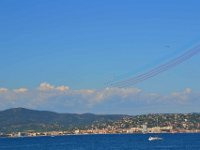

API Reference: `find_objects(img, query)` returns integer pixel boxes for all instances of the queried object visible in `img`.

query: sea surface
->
[0,133,200,150]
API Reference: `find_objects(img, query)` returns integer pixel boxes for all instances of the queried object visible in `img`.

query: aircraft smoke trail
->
[110,44,200,88]
[113,46,200,87]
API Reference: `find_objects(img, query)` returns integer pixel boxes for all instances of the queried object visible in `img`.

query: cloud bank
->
[0,82,199,114]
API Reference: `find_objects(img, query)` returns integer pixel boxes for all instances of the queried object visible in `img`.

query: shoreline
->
[1,132,200,139]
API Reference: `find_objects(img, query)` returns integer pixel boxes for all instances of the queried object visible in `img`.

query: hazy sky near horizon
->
[0,0,200,114]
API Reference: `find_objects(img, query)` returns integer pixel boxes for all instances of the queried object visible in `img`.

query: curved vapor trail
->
[112,46,200,87]
[110,45,200,88]
[118,49,199,88]
[113,46,200,87]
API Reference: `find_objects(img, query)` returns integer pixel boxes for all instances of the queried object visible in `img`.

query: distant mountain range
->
[0,108,126,133]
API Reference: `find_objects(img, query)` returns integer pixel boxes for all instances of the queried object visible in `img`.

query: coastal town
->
[1,113,200,138]
[1,124,200,138]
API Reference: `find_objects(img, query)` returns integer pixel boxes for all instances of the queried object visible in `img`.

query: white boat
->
[148,117,163,141]
[148,136,163,141]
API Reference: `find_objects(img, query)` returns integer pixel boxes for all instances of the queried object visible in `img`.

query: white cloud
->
[38,83,70,92]
[38,82,55,91]
[185,88,192,94]
[91,87,142,103]
[0,88,8,93]
[55,85,70,92]
[0,83,199,114]
[13,88,28,93]
[171,88,192,102]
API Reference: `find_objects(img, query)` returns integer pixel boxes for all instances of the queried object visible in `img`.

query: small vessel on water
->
[148,116,163,141]
[148,136,163,141]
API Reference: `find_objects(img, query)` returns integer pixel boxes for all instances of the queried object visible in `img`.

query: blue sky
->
[0,0,200,114]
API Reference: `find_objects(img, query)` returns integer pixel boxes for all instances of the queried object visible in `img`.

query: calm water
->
[0,133,200,150]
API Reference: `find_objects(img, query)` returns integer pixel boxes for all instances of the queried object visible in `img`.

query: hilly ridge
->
[0,108,126,133]
[1,108,199,134]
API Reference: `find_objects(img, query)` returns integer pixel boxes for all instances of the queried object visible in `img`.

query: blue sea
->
[0,133,200,150]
